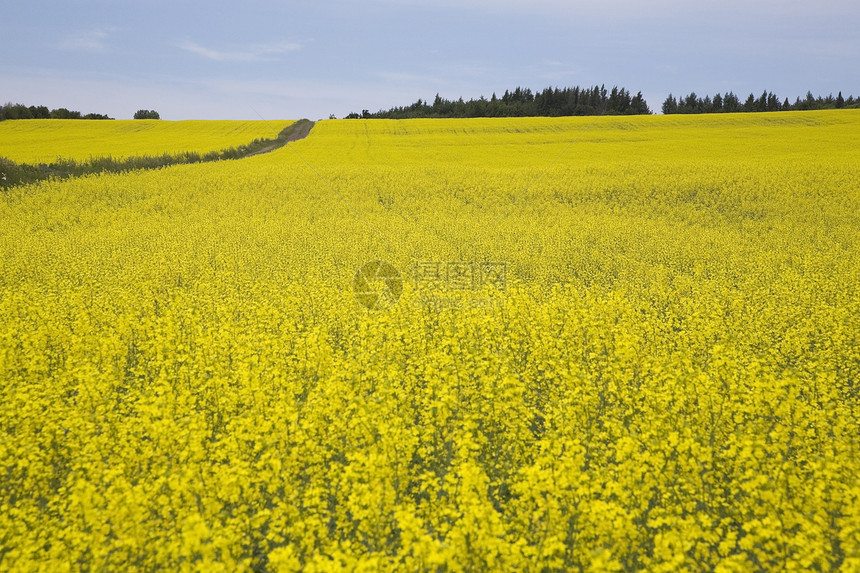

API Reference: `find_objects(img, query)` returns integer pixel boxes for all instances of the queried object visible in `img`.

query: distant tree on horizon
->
[662,94,678,115]
[133,109,161,120]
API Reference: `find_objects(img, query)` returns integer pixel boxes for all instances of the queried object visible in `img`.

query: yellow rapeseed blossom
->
[1,110,859,570]
[0,119,293,164]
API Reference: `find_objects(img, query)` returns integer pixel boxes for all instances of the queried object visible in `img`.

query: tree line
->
[662,90,859,114]
[344,85,652,119]
[1,103,163,121]
[0,102,113,121]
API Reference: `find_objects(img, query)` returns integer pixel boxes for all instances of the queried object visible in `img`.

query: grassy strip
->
[1,119,313,190]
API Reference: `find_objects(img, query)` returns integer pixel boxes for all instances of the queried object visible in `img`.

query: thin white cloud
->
[528,60,585,82]
[376,71,447,85]
[59,28,116,52]
[178,40,301,62]
[372,0,858,17]
[374,63,495,88]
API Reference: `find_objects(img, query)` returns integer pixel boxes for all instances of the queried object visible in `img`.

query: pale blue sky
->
[3,0,858,120]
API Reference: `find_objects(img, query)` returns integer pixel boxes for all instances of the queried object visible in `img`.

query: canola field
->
[0,119,293,164]
[1,111,859,571]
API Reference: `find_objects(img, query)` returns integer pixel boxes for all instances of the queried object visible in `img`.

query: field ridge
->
[0,119,314,190]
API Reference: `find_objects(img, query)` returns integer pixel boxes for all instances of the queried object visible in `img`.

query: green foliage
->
[133,109,161,120]
[0,157,43,188]
[0,102,112,121]
[49,108,81,119]
[347,85,652,119]
[662,94,678,114]
[663,90,858,114]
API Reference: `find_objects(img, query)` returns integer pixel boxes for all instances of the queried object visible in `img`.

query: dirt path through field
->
[286,119,314,142]
[247,119,315,157]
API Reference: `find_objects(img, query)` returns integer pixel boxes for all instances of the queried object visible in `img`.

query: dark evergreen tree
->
[723,92,740,113]
[766,92,780,111]
[662,94,678,114]
[712,93,723,112]
[683,92,701,113]
[631,91,650,115]
[756,90,768,112]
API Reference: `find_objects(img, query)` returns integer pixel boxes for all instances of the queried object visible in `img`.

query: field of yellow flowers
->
[0,119,293,164]
[1,111,859,571]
